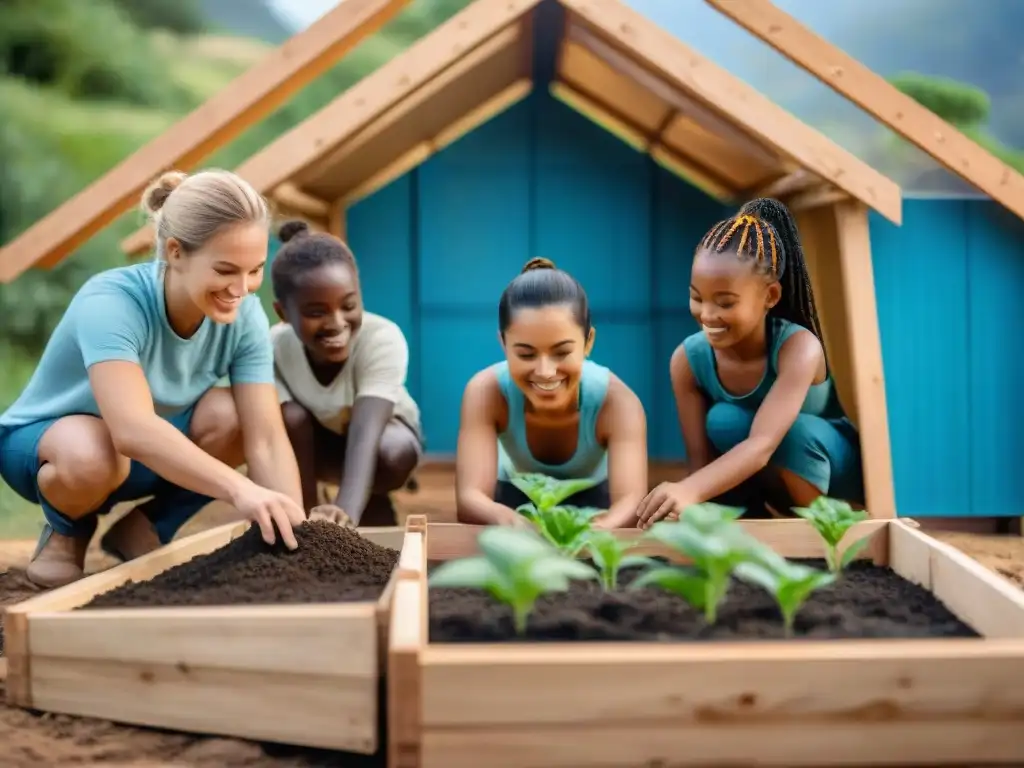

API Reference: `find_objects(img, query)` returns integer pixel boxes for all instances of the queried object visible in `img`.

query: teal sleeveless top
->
[493,360,610,484]
[682,318,847,420]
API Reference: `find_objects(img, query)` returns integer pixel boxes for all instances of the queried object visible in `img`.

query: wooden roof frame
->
[0,0,411,283]
[704,0,1024,223]
[122,0,546,256]
[120,0,904,256]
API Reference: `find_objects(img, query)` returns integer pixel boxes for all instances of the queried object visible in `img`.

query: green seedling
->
[510,472,600,511]
[583,531,656,591]
[735,549,837,636]
[428,526,597,634]
[791,496,871,573]
[519,504,600,556]
[635,507,761,624]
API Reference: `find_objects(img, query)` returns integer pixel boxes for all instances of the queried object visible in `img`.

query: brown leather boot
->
[100,507,163,562]
[26,525,90,589]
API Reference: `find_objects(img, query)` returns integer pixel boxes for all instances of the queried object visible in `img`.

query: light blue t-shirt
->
[0,260,274,429]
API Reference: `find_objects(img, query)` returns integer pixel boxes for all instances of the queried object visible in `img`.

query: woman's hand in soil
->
[233,482,305,549]
[636,481,696,529]
[308,504,356,529]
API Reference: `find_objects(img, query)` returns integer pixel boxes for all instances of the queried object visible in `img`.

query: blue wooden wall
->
[348,89,729,461]
[346,88,1024,519]
[870,200,1024,518]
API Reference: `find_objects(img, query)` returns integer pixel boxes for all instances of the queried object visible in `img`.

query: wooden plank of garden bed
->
[891,520,1024,638]
[403,520,1024,767]
[389,515,428,768]
[424,518,890,564]
[6,521,410,753]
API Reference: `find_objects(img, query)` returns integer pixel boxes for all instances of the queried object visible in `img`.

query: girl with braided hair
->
[456,258,649,529]
[637,197,862,527]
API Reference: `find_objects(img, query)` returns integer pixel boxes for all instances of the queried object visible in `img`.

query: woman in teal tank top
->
[638,198,863,527]
[457,258,648,529]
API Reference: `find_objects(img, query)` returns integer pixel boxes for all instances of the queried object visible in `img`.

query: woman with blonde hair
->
[0,169,305,588]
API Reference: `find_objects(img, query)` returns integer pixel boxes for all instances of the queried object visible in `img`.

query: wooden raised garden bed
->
[389,512,1024,768]
[4,518,412,754]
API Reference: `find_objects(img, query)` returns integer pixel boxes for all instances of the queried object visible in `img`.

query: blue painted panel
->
[346,174,419,400]
[532,162,651,313]
[649,166,722,458]
[417,162,531,310]
[870,200,971,517]
[417,311,502,453]
[423,94,530,171]
[589,315,654,442]
[967,200,1024,516]
[534,93,645,170]
[347,175,414,335]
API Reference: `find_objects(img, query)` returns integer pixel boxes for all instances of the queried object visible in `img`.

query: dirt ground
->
[1,468,1022,767]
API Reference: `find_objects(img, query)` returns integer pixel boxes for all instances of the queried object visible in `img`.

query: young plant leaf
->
[791,496,870,573]
[583,531,656,590]
[509,472,600,511]
[644,517,764,624]
[630,565,709,610]
[429,527,597,634]
[734,554,836,635]
[528,505,596,557]
[838,535,873,570]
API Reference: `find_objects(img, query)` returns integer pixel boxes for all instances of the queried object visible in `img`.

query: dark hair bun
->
[522,257,556,273]
[278,220,310,243]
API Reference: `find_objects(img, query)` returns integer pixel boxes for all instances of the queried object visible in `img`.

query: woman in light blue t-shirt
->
[0,170,305,588]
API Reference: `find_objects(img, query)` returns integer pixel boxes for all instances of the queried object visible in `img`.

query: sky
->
[266,0,339,28]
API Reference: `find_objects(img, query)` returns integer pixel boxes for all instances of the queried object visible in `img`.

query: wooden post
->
[796,202,897,518]
[329,199,347,241]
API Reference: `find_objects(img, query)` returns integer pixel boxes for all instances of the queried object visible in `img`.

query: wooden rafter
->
[0,0,410,282]
[121,0,545,257]
[704,0,1024,223]
[558,0,902,225]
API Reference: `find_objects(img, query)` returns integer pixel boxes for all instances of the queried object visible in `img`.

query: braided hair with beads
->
[698,197,826,365]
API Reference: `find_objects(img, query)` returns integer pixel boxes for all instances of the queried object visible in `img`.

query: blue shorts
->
[0,409,212,543]
[705,402,864,504]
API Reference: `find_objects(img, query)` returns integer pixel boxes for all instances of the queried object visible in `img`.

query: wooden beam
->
[340,78,533,207]
[796,202,897,519]
[704,0,1024,224]
[786,185,851,212]
[270,183,330,219]
[558,0,902,225]
[548,80,737,200]
[755,168,821,199]
[314,22,526,185]
[567,23,780,169]
[0,0,410,282]
[329,200,346,241]
[121,0,544,258]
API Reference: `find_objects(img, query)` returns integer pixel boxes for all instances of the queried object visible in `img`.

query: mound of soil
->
[429,559,979,642]
[84,521,399,609]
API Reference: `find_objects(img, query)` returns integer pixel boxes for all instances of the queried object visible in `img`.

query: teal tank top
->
[493,360,610,484]
[682,317,847,420]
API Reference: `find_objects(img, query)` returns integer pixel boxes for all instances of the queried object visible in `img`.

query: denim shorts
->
[0,408,211,542]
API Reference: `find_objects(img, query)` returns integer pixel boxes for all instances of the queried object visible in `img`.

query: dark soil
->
[83,520,399,609]
[429,559,980,642]
[0,523,397,766]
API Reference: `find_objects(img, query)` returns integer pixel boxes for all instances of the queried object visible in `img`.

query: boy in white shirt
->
[270,221,423,526]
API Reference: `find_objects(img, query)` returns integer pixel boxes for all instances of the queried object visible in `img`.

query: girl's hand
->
[231,481,305,549]
[309,504,356,529]
[636,481,695,529]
